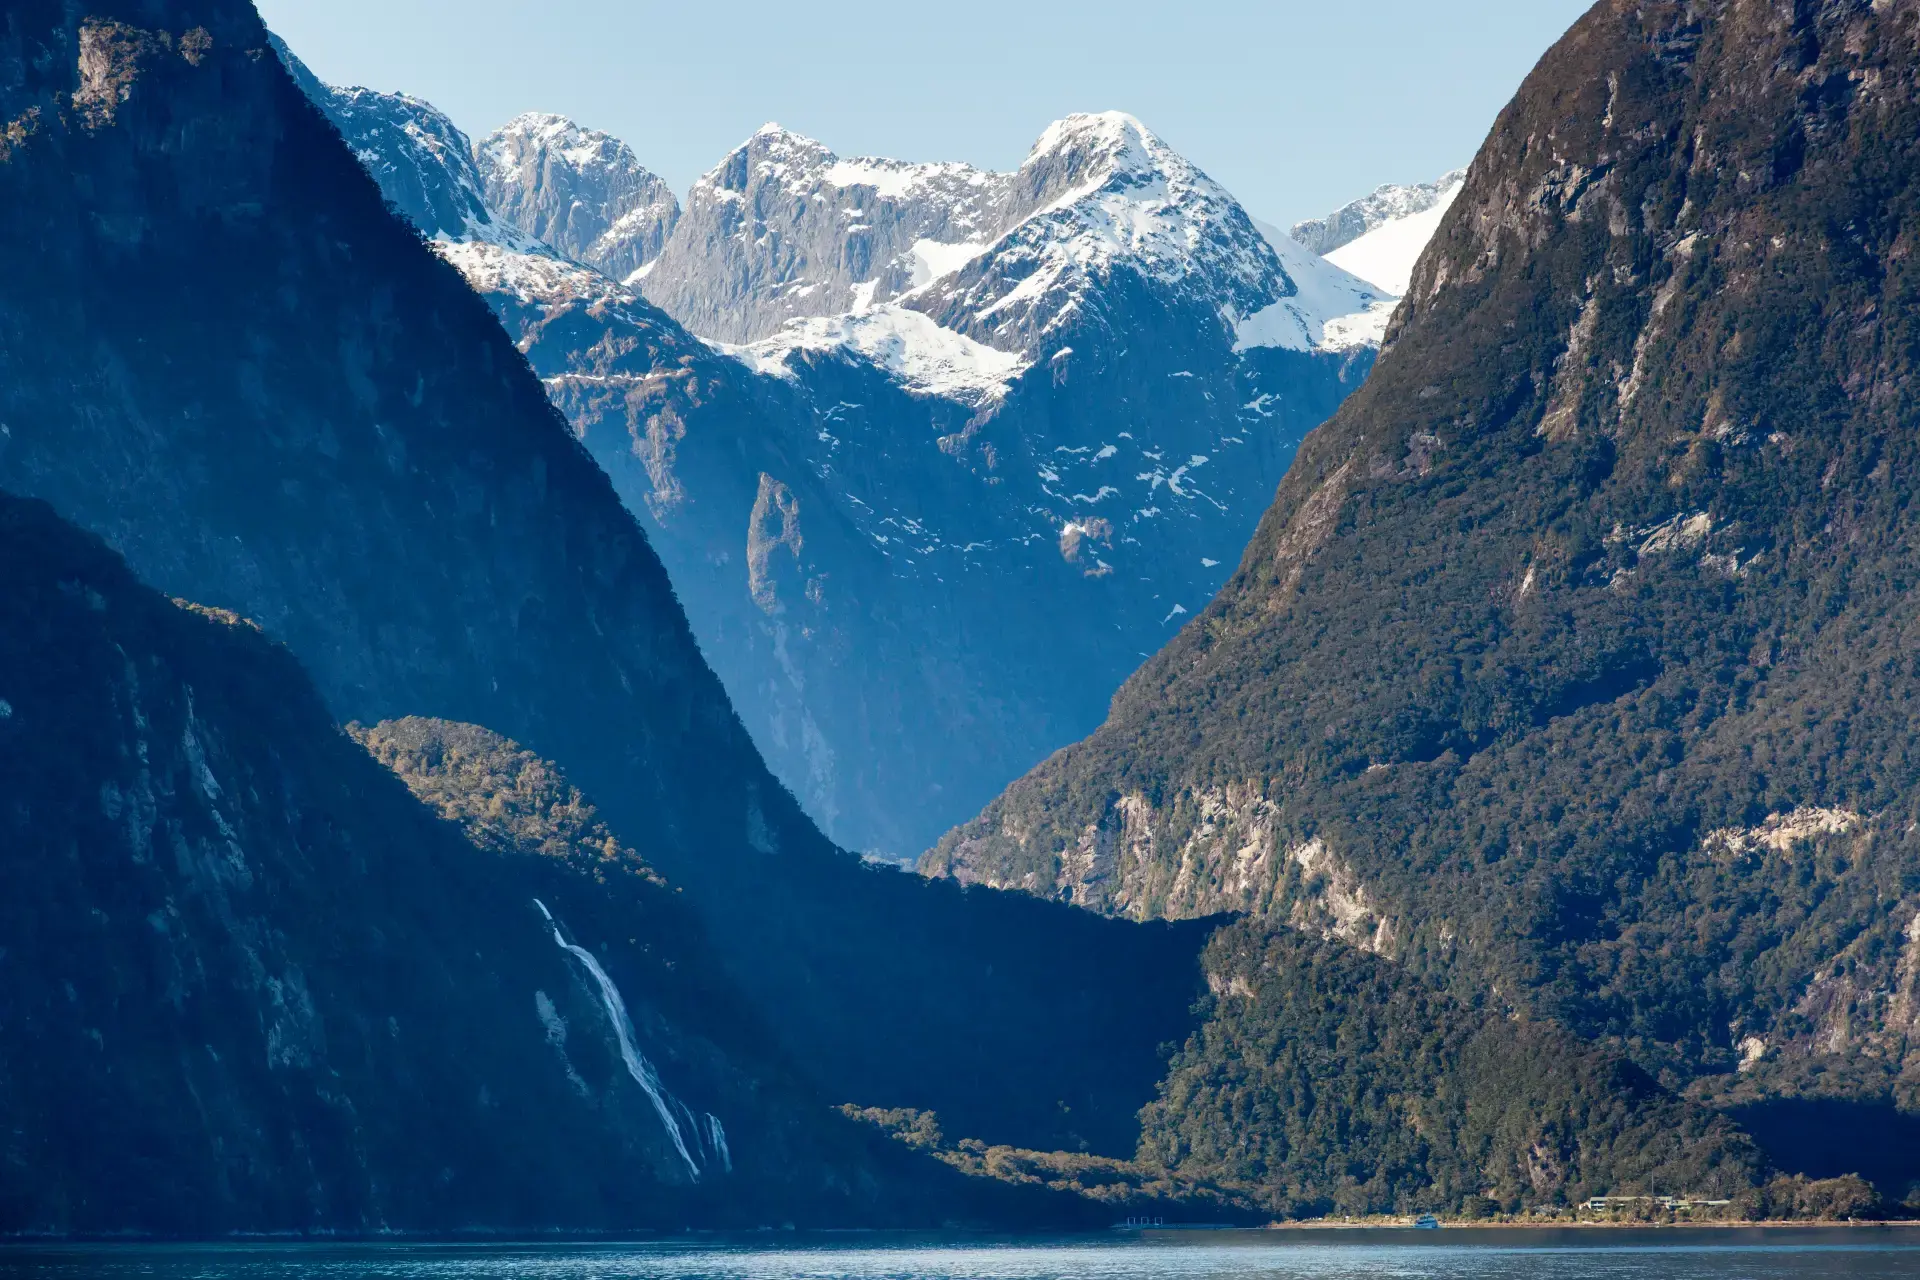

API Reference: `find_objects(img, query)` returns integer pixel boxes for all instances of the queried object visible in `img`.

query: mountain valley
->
[275,47,1390,857]
[1,0,1916,1237]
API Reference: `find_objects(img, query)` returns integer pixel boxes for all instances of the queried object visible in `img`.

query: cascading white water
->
[705,1113,732,1173]
[533,899,702,1180]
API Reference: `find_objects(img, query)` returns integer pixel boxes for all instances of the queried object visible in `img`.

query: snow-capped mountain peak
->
[911,112,1390,359]
[641,123,1015,342]
[1020,110,1159,196]
[477,112,680,281]
[489,112,630,171]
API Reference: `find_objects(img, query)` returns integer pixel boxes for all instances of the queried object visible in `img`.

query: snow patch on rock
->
[722,305,1028,405]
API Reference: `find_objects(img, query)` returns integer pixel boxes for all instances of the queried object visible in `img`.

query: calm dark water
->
[3,1231,1918,1280]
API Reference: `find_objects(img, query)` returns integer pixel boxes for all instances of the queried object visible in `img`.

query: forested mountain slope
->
[0,0,1211,1211]
[0,495,985,1233]
[933,0,1920,1202]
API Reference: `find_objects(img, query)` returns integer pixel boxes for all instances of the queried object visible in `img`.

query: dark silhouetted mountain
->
[0,494,986,1233]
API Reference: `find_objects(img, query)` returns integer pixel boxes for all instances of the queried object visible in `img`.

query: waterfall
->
[533,899,701,1180]
[706,1113,732,1173]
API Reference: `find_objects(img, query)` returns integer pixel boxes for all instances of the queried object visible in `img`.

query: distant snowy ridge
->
[1244,217,1398,351]
[642,111,1390,391]
[639,122,1018,345]
[1286,169,1466,295]
[1288,169,1467,255]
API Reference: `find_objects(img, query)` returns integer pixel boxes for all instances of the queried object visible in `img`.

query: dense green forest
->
[931,0,1920,1211]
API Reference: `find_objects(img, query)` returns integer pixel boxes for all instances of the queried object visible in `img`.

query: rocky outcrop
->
[638,122,1019,344]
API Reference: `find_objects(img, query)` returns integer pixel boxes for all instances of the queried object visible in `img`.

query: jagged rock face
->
[0,2,1214,1207]
[933,0,1920,1142]
[642,112,1389,357]
[638,123,1018,343]
[0,495,916,1232]
[478,112,680,281]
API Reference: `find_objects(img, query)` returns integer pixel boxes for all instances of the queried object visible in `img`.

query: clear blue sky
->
[257,0,1593,227]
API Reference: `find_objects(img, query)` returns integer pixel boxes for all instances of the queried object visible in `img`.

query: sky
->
[256,0,1594,228]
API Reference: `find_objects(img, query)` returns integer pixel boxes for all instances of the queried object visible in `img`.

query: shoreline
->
[1236,1218,1920,1231]
[2,1221,1918,1248]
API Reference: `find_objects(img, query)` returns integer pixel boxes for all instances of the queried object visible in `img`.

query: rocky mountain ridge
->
[640,111,1390,358]
[1288,167,1468,256]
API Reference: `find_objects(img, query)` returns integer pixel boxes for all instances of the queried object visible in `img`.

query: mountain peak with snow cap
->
[640,123,1013,342]
[1018,111,1160,195]
[907,111,1391,358]
[477,113,680,281]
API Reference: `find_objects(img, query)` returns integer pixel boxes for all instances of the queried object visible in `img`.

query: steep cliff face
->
[0,0,1212,1202]
[934,0,1920,1201]
[0,495,942,1233]
[477,112,680,280]
[638,123,1017,344]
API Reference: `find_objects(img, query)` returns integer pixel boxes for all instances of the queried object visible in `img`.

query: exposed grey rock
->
[638,122,1019,343]
[478,112,681,281]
